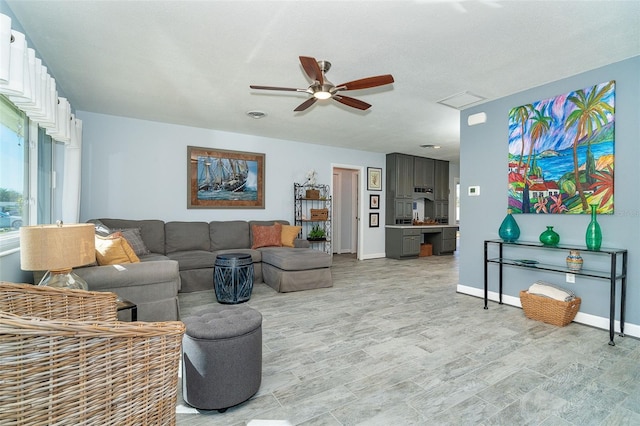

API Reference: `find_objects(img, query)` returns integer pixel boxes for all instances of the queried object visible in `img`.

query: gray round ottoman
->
[182,305,262,412]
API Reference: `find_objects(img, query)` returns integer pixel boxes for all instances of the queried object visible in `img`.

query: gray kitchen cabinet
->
[413,157,434,189]
[434,160,449,201]
[385,228,421,258]
[439,226,457,253]
[386,153,414,224]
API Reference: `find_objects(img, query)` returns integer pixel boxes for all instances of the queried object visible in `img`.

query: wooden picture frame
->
[187,146,265,209]
[370,194,380,209]
[367,167,382,191]
[369,212,379,227]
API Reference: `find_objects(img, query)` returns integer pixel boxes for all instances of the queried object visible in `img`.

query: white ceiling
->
[6,1,640,162]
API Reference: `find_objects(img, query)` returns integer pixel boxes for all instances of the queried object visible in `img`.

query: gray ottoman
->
[182,305,262,412]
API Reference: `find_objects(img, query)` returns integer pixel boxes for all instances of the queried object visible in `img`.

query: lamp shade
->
[20,223,95,271]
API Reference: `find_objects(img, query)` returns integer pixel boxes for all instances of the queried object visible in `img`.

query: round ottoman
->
[182,305,262,412]
[214,253,254,304]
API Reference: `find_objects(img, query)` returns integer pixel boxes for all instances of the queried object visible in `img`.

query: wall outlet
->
[566,273,575,283]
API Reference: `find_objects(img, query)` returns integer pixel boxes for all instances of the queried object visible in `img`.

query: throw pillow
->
[251,223,283,249]
[95,232,141,265]
[281,225,302,248]
[88,219,112,237]
[113,227,151,256]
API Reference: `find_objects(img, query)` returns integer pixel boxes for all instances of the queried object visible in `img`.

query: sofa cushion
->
[209,221,250,251]
[260,247,332,271]
[165,222,210,253]
[95,233,140,265]
[251,223,282,249]
[166,250,216,271]
[97,219,166,255]
[281,225,302,248]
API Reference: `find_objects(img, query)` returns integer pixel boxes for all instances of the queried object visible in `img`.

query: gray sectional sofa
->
[76,219,333,321]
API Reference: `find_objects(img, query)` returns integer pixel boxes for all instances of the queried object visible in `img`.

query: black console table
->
[484,239,627,346]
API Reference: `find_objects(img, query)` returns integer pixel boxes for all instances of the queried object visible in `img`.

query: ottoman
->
[182,305,262,412]
[261,247,333,292]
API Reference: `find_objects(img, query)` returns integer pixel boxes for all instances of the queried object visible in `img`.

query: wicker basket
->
[519,290,581,327]
[0,282,185,425]
[305,189,320,199]
[310,208,328,220]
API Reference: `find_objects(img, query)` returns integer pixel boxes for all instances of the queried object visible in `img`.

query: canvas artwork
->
[507,80,615,214]
[187,146,265,209]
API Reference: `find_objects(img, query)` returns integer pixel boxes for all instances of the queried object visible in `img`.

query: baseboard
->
[457,284,640,339]
[359,252,386,260]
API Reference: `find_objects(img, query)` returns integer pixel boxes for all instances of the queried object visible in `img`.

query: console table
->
[483,239,627,345]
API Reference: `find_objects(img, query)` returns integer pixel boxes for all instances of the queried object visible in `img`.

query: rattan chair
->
[0,282,185,426]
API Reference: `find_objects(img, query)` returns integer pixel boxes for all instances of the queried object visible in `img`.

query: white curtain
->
[61,116,83,223]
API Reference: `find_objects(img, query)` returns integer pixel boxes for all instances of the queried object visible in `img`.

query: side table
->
[116,299,138,321]
[214,253,254,304]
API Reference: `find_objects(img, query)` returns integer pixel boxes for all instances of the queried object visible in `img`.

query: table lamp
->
[20,222,95,290]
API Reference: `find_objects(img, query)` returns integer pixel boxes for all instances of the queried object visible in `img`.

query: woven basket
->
[0,282,185,425]
[310,208,328,220]
[519,290,581,327]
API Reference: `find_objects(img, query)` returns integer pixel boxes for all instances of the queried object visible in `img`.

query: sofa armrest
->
[75,260,180,292]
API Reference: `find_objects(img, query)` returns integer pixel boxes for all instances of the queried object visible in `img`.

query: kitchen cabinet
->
[434,160,449,201]
[385,225,458,259]
[413,157,434,189]
[385,228,421,258]
[387,153,414,199]
[386,153,414,224]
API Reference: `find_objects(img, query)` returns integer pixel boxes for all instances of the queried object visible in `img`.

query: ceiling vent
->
[246,110,266,119]
[437,91,486,109]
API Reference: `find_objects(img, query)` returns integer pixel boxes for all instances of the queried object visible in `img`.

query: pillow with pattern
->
[251,223,283,249]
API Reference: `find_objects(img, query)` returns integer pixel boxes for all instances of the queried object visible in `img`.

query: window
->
[0,95,29,250]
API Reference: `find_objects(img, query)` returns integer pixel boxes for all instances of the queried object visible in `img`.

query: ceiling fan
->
[249,56,394,112]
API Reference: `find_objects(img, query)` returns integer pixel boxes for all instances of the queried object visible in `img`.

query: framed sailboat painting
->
[188,146,265,209]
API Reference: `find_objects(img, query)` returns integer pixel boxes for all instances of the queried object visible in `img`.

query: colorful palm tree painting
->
[507,81,615,214]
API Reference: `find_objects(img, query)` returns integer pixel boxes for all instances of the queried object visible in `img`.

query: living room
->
[1,1,640,424]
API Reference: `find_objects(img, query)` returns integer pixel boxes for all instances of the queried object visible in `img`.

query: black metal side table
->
[116,299,138,321]
[214,253,254,304]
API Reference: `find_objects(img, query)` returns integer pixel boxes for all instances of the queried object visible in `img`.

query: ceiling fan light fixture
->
[313,91,332,100]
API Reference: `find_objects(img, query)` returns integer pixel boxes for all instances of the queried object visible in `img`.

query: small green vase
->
[585,203,602,250]
[539,226,560,246]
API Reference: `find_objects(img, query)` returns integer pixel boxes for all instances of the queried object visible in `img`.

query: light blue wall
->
[77,111,387,258]
[459,56,640,334]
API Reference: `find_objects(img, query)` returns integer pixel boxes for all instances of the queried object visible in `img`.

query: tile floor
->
[176,253,640,426]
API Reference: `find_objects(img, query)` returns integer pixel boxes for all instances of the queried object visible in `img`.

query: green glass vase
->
[585,203,602,250]
[498,208,520,242]
[539,226,560,246]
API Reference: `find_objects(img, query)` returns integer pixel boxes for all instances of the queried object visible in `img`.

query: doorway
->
[332,166,361,257]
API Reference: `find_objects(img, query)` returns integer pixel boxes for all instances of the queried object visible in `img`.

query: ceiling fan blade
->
[337,74,395,91]
[299,56,323,85]
[294,97,317,112]
[250,85,303,92]
[333,95,371,111]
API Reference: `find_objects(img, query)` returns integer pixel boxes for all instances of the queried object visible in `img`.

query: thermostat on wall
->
[468,186,480,196]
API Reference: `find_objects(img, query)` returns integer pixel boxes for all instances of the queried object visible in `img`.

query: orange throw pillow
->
[95,232,141,265]
[251,223,283,249]
[281,225,302,247]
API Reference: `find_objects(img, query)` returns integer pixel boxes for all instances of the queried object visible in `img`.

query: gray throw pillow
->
[114,227,151,256]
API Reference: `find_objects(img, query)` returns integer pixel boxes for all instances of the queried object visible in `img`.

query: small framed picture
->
[367,167,382,191]
[369,212,379,227]
[370,194,380,209]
